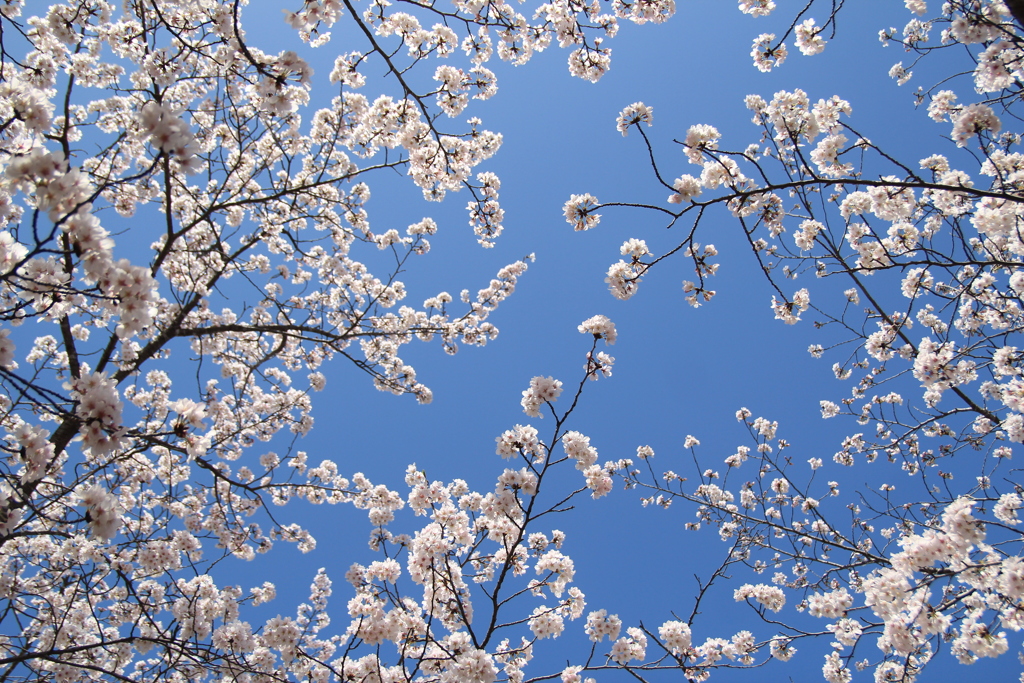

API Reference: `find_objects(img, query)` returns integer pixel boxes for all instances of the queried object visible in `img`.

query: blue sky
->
[156,2,1019,681]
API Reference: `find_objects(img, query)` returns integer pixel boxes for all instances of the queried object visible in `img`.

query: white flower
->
[578,315,617,344]
[563,194,601,230]
[616,102,654,136]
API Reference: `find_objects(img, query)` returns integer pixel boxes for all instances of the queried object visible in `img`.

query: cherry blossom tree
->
[6,0,1024,683]
[0,0,664,680]
[558,0,1024,680]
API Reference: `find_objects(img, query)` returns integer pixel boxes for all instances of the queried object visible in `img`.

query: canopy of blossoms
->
[1,1,1023,683]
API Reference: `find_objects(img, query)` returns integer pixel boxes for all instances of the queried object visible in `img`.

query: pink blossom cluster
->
[521,375,563,418]
[79,484,119,541]
[70,371,124,456]
[138,101,199,169]
[577,314,617,344]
